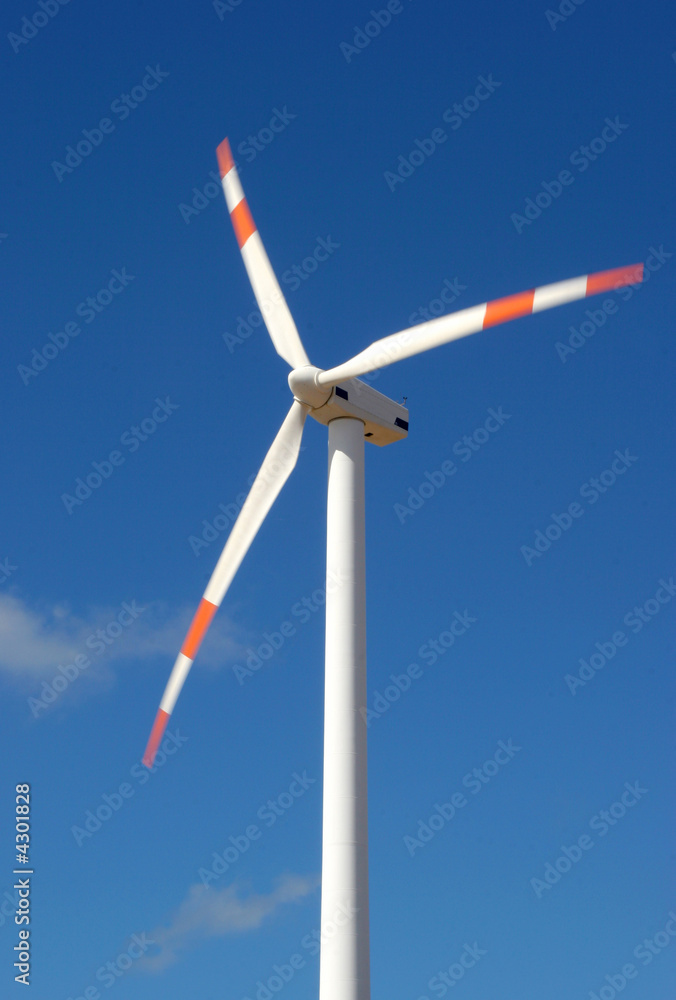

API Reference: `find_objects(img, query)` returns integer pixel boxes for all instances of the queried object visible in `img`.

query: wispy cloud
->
[0,593,244,680]
[0,594,81,673]
[139,873,320,972]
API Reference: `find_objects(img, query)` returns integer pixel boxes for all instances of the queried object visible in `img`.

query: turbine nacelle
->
[289,365,409,446]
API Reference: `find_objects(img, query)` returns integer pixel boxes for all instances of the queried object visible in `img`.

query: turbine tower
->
[142,136,643,999]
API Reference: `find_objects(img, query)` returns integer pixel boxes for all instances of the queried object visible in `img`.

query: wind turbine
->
[143,136,643,1000]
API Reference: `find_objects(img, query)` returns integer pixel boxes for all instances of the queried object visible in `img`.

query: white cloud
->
[0,594,82,673]
[0,593,244,680]
[139,873,320,972]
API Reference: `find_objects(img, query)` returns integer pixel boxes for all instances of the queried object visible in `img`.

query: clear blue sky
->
[2,0,675,997]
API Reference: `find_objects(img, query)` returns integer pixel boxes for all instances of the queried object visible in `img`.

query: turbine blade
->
[217,137,310,370]
[143,399,309,766]
[316,263,644,386]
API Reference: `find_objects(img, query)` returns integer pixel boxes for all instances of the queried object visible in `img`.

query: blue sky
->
[1,0,675,997]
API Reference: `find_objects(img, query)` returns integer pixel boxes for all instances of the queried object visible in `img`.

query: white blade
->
[316,263,644,386]
[143,399,309,765]
[217,137,310,370]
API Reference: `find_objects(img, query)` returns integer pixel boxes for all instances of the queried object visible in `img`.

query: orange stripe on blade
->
[216,137,235,179]
[483,288,535,329]
[586,263,644,297]
[181,598,218,660]
[143,708,170,768]
[230,199,257,248]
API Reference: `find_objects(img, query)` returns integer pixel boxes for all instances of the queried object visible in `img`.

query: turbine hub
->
[288,366,332,409]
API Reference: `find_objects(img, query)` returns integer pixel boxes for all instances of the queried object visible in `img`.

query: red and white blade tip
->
[142,597,218,767]
[217,137,235,179]
[143,709,171,768]
[214,135,310,369]
[483,262,644,328]
[585,262,643,296]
